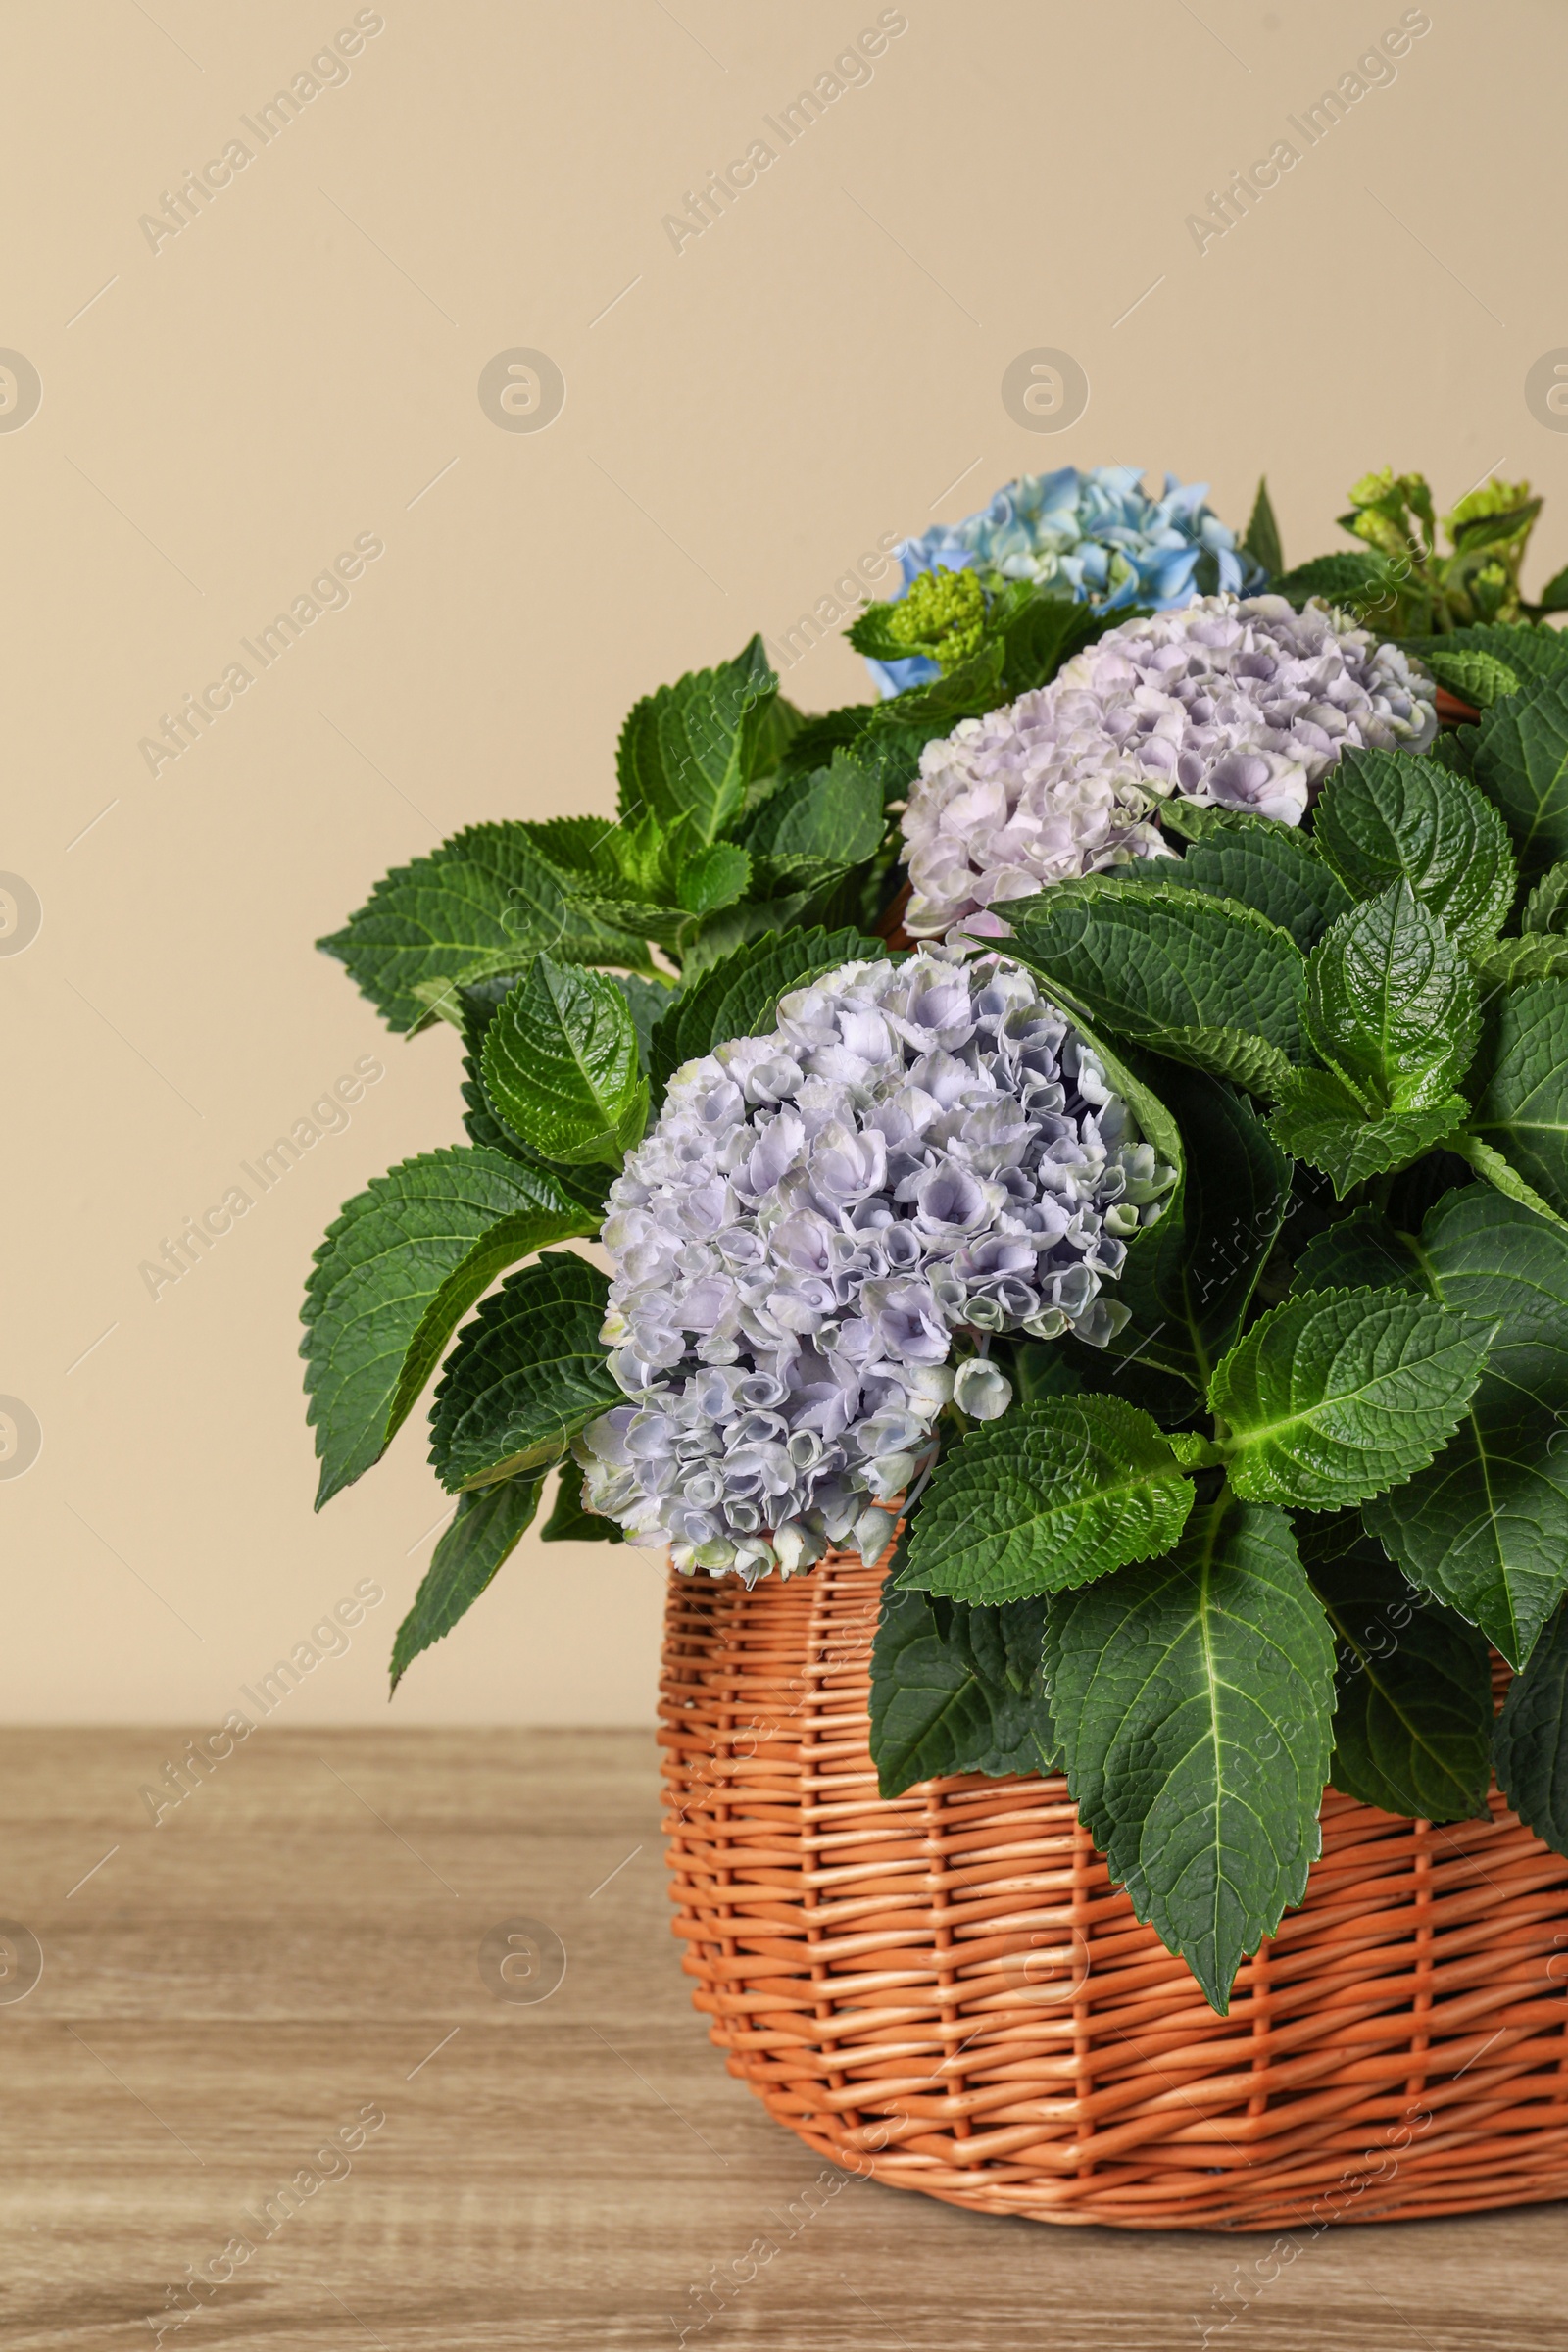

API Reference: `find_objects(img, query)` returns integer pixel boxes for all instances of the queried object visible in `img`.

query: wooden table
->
[3,1728,1561,2349]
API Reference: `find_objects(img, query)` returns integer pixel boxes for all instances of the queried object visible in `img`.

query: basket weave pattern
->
[660,1545,1568,2229]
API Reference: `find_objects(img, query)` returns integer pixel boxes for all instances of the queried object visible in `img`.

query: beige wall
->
[6,0,1563,1723]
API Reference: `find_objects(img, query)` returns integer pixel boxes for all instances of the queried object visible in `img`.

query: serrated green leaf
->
[1156,815,1353,954]
[845,601,911,661]
[899,1396,1194,1603]
[1242,475,1284,580]
[869,1566,1059,1795]
[1302,883,1480,1113]
[1401,622,1568,698]
[1418,645,1524,710]
[482,956,648,1168]
[612,973,678,1074]
[1467,979,1568,1219]
[873,641,1005,730]
[743,749,884,891]
[675,840,752,916]
[995,588,1103,696]
[1452,1133,1568,1231]
[539,1456,624,1544]
[317,823,648,1035]
[1291,1209,1422,1295]
[389,1475,543,1693]
[616,635,778,846]
[648,924,885,1094]
[1301,1525,1493,1821]
[1493,1601,1568,1852]
[1362,1186,1568,1668]
[776,703,878,773]
[1469,673,1568,883]
[1042,1496,1335,2013]
[1312,749,1516,954]
[1475,935,1568,989]
[1106,1060,1291,1389]
[451,981,612,1210]
[428,1251,617,1491]
[1212,1286,1494,1510]
[747,691,807,782]
[1522,859,1568,935]
[1452,498,1543,555]
[1273,551,1389,611]
[301,1148,598,1508]
[1004,876,1306,1093]
[1267,1068,1468,1198]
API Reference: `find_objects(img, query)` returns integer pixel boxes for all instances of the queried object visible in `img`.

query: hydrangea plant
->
[305,466,1568,2018]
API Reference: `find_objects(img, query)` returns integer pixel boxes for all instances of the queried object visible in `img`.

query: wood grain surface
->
[2,1728,1563,2350]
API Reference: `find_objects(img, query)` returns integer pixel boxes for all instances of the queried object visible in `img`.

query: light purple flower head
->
[575,950,1176,1584]
[901,594,1438,941]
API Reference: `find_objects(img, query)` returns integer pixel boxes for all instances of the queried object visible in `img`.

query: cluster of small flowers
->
[868,466,1265,696]
[901,593,1439,940]
[576,951,1176,1583]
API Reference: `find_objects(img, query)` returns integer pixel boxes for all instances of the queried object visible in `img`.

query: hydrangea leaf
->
[1273,551,1389,610]
[1311,749,1517,954]
[1467,979,1568,1220]
[1362,1186,1568,1667]
[775,703,879,775]
[451,980,613,1210]
[1212,1286,1495,1511]
[1004,876,1307,1092]
[1299,1521,1493,1821]
[1469,672,1568,883]
[1105,1059,1291,1390]
[673,892,816,985]
[1401,622,1568,705]
[1042,1496,1336,2014]
[675,841,752,916]
[1302,883,1480,1113]
[301,1149,599,1508]
[539,1457,624,1545]
[318,823,647,1036]
[743,751,884,892]
[1493,1601,1568,1853]
[1417,645,1526,710]
[1522,859,1568,935]
[648,924,886,1094]
[429,1253,617,1491]
[612,974,679,1073]
[389,1475,544,1694]
[482,956,648,1168]
[1474,935,1568,989]
[1291,1209,1422,1296]
[1267,1068,1469,1199]
[1242,475,1284,580]
[1155,814,1353,953]
[1452,1134,1568,1232]
[899,1396,1194,1603]
[869,1570,1058,1797]
[874,642,1005,729]
[615,634,779,847]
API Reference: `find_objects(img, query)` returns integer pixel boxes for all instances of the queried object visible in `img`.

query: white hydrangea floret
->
[575,950,1176,1585]
[901,593,1438,941]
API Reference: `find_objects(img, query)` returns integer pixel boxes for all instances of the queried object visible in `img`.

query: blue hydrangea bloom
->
[867,466,1268,696]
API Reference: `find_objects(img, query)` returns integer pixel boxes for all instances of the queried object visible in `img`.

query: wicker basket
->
[660,1543,1568,2230]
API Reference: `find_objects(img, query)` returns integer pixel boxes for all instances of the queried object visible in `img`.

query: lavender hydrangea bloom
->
[901,594,1439,941]
[868,466,1265,696]
[575,951,1176,1584]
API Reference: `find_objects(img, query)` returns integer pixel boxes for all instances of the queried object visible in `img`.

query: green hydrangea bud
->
[887,565,987,670]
